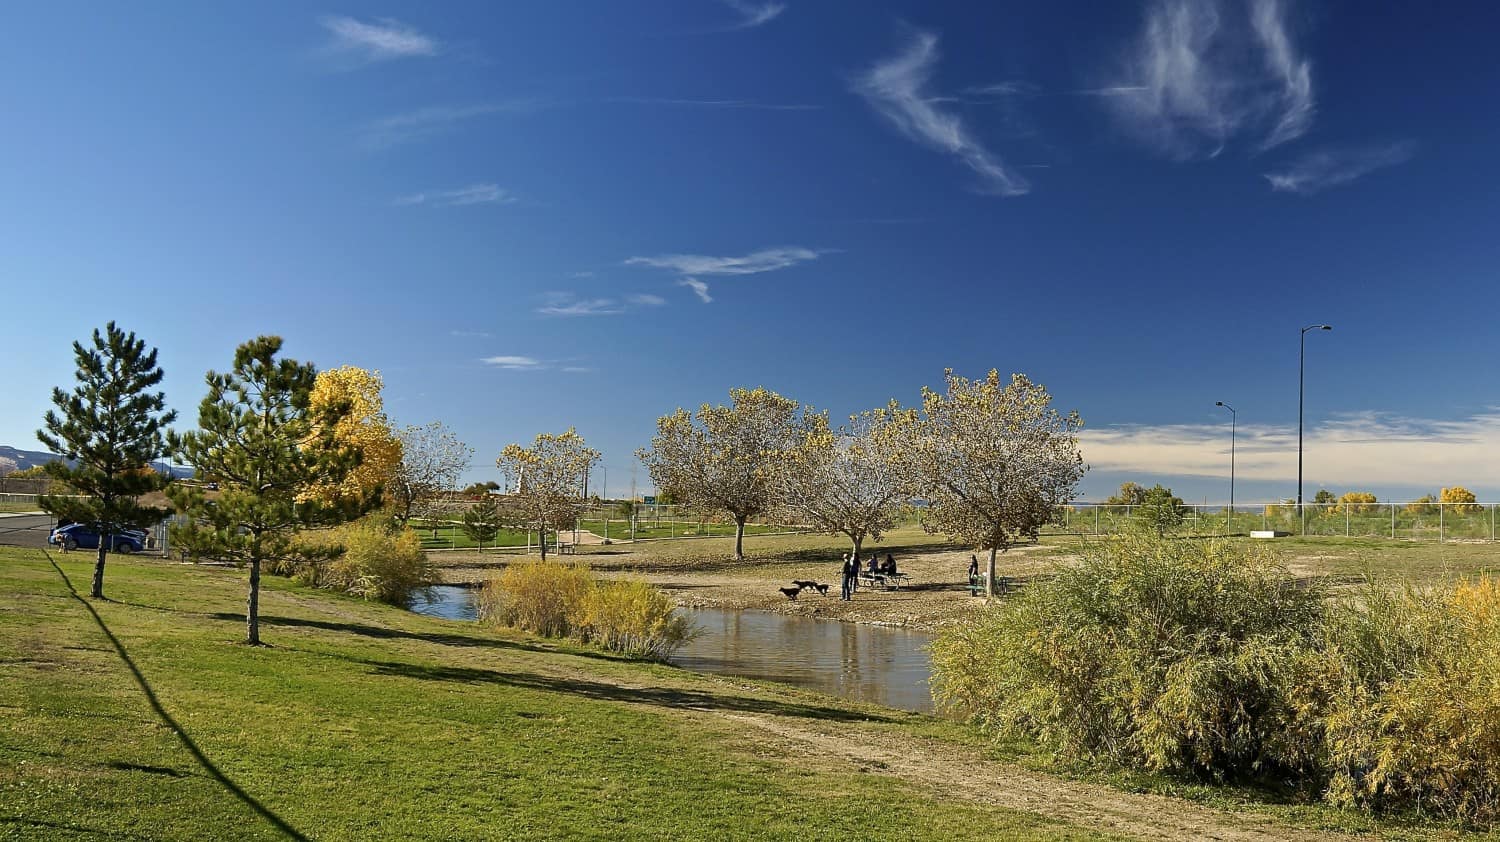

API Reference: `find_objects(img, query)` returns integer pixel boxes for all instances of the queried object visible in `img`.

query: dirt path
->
[714,711,1360,842]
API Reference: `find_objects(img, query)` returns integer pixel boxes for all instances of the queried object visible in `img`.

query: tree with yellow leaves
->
[303,366,402,508]
[496,429,599,561]
[763,402,914,558]
[638,387,803,560]
[902,370,1085,597]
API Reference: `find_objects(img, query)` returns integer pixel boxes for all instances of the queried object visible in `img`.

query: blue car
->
[49,524,148,554]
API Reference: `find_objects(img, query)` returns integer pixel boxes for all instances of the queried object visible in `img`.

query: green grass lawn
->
[0,546,1118,841]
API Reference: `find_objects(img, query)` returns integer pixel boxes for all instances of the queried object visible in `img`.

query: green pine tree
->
[37,322,176,599]
[168,336,363,645]
[461,497,502,552]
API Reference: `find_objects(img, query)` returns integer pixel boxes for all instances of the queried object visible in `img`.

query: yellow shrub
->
[1322,578,1500,824]
[1441,486,1482,515]
[290,517,433,605]
[479,561,695,661]
[576,579,697,661]
[479,559,592,638]
[1338,492,1379,514]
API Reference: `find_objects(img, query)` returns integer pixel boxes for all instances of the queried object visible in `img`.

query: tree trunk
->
[246,558,261,645]
[90,538,108,599]
[733,515,747,560]
[539,524,548,561]
[850,534,863,560]
[986,546,998,599]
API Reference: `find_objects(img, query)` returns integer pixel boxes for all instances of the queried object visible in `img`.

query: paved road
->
[0,513,54,549]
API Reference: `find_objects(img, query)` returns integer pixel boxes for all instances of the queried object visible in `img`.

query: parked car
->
[48,524,148,553]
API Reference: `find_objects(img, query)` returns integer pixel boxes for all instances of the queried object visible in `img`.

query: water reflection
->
[409,585,934,712]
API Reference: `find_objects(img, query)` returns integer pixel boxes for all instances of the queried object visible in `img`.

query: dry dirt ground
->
[430,536,1065,631]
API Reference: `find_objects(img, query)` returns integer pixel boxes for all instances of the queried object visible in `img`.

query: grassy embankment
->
[0,545,1113,841]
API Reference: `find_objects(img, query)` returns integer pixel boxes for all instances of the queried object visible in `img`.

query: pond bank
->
[410,586,935,712]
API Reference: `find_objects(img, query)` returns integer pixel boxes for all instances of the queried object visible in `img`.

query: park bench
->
[558,542,575,555]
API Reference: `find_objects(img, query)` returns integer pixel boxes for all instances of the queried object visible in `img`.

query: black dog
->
[791,580,818,591]
[812,583,829,597]
[778,586,802,601]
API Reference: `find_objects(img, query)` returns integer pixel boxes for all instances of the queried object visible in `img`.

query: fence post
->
[1345,504,1350,537]
[1439,503,1445,543]
[1390,502,1395,539]
[1492,504,1496,543]
[1094,506,1099,535]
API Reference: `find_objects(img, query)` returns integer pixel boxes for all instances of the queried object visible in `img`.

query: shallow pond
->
[409,585,935,712]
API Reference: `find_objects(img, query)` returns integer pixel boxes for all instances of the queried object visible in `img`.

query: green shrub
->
[478,558,593,638]
[294,517,434,605]
[933,530,1500,826]
[577,579,697,661]
[931,533,1327,781]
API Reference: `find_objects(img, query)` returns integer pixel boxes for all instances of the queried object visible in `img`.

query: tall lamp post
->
[1216,401,1236,535]
[1298,324,1333,533]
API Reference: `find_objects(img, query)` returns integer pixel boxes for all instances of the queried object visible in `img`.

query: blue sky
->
[3,1,1498,504]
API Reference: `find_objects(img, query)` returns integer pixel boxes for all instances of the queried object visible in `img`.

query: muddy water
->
[409,585,935,712]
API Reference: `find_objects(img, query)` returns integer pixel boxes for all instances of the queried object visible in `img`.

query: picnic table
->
[858,572,911,591]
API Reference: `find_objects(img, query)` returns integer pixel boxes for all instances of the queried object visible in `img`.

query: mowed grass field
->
[0,546,1120,842]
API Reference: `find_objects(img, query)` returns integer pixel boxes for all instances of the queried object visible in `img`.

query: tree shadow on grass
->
[43,552,310,841]
[356,657,894,723]
[0,816,159,842]
[209,613,628,662]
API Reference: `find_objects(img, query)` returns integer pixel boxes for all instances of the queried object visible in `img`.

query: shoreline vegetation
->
[11,543,1498,841]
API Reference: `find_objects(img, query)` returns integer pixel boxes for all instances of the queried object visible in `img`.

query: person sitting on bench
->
[882,554,897,576]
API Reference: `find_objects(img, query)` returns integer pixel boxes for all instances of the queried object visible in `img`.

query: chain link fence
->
[1049,501,1500,542]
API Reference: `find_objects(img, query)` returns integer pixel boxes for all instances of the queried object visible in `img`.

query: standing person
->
[968,554,979,579]
[840,554,854,601]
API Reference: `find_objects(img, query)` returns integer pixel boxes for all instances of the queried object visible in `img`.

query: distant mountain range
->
[0,445,195,478]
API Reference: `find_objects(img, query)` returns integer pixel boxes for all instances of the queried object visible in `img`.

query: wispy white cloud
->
[396,183,515,207]
[607,96,818,111]
[1102,0,1315,158]
[1081,410,1500,491]
[679,278,713,304]
[481,355,542,370]
[1251,0,1314,151]
[535,291,668,317]
[625,247,821,276]
[957,81,1041,100]
[364,103,531,149]
[1264,141,1416,194]
[561,366,595,374]
[320,16,439,63]
[853,31,1028,196]
[720,0,785,30]
[449,330,492,338]
[536,293,625,317]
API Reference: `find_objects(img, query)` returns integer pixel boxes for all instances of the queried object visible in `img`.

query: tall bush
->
[478,559,695,660]
[931,533,1327,780]
[294,517,434,605]
[576,579,697,661]
[479,558,593,638]
[1320,578,1500,823]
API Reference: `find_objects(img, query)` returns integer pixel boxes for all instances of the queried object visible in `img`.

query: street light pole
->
[1216,401,1236,535]
[1298,324,1332,532]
